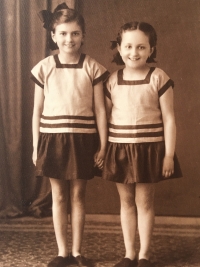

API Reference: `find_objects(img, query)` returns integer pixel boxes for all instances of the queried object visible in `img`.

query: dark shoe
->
[137,259,153,267]
[71,255,91,267]
[47,256,71,267]
[114,258,138,267]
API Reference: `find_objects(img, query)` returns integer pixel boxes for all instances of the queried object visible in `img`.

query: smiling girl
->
[31,3,108,267]
[102,22,182,267]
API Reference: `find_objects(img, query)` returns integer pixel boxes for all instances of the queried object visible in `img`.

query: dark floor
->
[0,217,200,267]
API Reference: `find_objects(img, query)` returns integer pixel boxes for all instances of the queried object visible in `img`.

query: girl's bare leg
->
[116,183,137,260]
[70,179,87,257]
[49,178,70,257]
[135,183,155,260]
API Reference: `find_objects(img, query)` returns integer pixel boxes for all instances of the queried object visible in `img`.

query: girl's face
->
[51,21,84,56]
[118,29,154,70]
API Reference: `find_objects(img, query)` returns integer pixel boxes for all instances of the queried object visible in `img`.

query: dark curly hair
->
[112,21,157,65]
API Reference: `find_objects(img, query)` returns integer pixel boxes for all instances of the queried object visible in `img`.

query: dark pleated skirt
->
[36,132,99,180]
[102,141,182,184]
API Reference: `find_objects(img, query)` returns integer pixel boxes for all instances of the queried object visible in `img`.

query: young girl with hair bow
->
[103,21,182,267]
[31,3,109,267]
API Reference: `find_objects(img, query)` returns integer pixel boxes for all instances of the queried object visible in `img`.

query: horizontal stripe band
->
[109,127,163,134]
[40,128,97,133]
[40,123,97,129]
[109,131,164,138]
[41,115,96,120]
[41,119,95,125]
[109,122,163,130]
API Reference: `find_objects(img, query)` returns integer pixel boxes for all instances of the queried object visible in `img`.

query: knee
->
[137,198,154,212]
[135,193,154,212]
[120,195,136,210]
[52,190,68,205]
[70,189,86,206]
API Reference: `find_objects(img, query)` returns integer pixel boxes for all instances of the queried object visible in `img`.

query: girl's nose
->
[131,47,137,56]
[66,34,72,42]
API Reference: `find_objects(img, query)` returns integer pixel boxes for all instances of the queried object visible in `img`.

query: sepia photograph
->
[0,0,200,266]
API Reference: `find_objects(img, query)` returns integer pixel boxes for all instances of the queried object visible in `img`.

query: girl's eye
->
[60,32,66,36]
[138,46,145,50]
[126,45,132,49]
[72,32,80,36]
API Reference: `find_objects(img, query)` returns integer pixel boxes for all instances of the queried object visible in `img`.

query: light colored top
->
[31,53,109,134]
[104,67,174,143]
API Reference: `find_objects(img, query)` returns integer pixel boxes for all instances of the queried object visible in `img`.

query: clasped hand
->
[94,149,105,170]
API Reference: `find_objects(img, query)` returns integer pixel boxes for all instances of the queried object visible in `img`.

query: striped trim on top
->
[109,122,163,130]
[39,115,97,133]
[108,122,164,143]
[41,115,95,120]
[109,131,164,138]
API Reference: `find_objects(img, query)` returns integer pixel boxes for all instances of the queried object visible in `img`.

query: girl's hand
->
[162,156,174,178]
[94,149,105,170]
[32,149,37,166]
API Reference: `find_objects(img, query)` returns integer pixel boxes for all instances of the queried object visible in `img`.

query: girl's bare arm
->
[105,94,113,122]
[32,84,44,165]
[93,81,107,168]
[160,87,176,177]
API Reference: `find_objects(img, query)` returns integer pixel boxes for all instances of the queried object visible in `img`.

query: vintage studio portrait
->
[0,0,199,267]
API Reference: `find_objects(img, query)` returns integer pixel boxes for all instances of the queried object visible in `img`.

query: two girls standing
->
[31,3,181,267]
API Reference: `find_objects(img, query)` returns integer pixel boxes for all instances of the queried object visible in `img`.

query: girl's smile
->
[118,29,154,71]
[51,21,84,58]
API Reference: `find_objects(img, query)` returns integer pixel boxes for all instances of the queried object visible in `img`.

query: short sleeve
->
[103,71,118,100]
[91,59,109,86]
[156,68,174,97]
[30,60,46,89]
